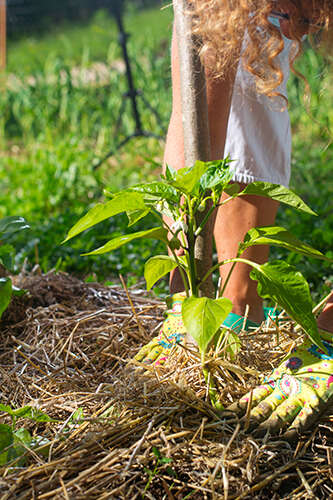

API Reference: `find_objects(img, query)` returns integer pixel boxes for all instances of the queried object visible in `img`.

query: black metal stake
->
[93,0,165,170]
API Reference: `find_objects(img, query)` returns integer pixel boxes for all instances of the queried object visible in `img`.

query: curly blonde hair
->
[189,0,333,96]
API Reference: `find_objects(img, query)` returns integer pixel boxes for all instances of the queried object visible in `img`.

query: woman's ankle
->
[230,299,264,324]
[317,302,333,333]
[317,291,333,333]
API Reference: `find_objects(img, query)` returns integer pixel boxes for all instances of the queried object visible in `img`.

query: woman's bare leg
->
[214,189,279,323]
[317,291,333,333]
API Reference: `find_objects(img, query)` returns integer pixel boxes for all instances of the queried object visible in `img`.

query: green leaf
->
[69,408,84,424]
[0,404,53,423]
[63,192,146,242]
[144,256,178,290]
[164,164,177,181]
[126,208,150,227]
[11,406,54,422]
[0,216,30,240]
[152,446,161,459]
[129,182,179,204]
[224,183,240,196]
[0,404,15,416]
[182,297,233,355]
[0,424,13,465]
[240,182,317,215]
[0,278,12,319]
[14,428,32,446]
[12,286,27,297]
[199,159,233,191]
[248,260,322,348]
[0,244,15,271]
[0,424,13,449]
[83,227,168,256]
[173,162,207,195]
[240,226,330,260]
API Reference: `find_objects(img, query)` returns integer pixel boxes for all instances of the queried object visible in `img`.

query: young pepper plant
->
[64,159,331,409]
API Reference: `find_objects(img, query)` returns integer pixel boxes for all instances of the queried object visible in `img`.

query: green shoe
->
[223,307,281,333]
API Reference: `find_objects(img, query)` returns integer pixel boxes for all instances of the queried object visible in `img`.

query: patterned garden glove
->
[134,293,186,365]
[228,331,333,439]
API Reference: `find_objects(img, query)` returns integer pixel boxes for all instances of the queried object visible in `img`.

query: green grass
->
[2,5,173,287]
[1,8,333,298]
[7,6,173,74]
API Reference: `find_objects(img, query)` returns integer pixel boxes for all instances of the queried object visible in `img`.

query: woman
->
[136,1,333,437]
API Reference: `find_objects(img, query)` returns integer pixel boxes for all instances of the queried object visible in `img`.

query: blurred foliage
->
[7,0,163,38]
[2,7,332,300]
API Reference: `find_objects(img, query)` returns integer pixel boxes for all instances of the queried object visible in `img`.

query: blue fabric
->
[268,15,281,29]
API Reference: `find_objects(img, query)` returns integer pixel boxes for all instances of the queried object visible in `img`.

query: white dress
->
[225,27,293,187]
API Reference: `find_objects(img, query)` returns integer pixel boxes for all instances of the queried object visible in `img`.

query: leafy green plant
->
[64,159,331,409]
[0,404,53,465]
[0,216,30,319]
[143,446,175,495]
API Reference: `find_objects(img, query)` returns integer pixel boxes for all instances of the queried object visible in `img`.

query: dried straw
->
[0,271,332,499]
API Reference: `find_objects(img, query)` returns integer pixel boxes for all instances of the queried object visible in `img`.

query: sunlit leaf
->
[240,226,330,260]
[0,424,13,465]
[129,182,179,204]
[199,159,233,191]
[14,428,32,446]
[144,255,178,290]
[164,164,177,181]
[0,405,14,416]
[0,278,12,319]
[83,227,168,256]
[126,208,150,227]
[182,297,233,355]
[248,260,322,348]
[63,192,146,242]
[173,162,207,195]
[240,182,317,215]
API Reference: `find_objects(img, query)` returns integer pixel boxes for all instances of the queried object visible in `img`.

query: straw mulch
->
[0,271,332,499]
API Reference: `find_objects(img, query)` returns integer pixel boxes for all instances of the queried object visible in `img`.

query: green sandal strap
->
[222,312,259,333]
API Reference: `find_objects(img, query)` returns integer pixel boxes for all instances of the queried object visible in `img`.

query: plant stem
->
[152,210,190,294]
[201,354,224,412]
[200,257,255,287]
[187,223,198,296]
[169,245,190,297]
[199,259,228,287]
[194,203,216,237]
[185,195,198,296]
[220,262,236,297]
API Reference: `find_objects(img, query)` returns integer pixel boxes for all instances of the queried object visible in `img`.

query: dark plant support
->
[93,0,165,170]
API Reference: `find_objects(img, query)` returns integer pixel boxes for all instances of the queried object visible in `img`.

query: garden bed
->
[0,271,332,499]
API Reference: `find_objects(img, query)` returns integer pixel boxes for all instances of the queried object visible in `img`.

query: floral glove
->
[134,293,186,365]
[228,332,333,439]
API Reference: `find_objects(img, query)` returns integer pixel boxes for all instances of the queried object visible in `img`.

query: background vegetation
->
[1,4,332,298]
